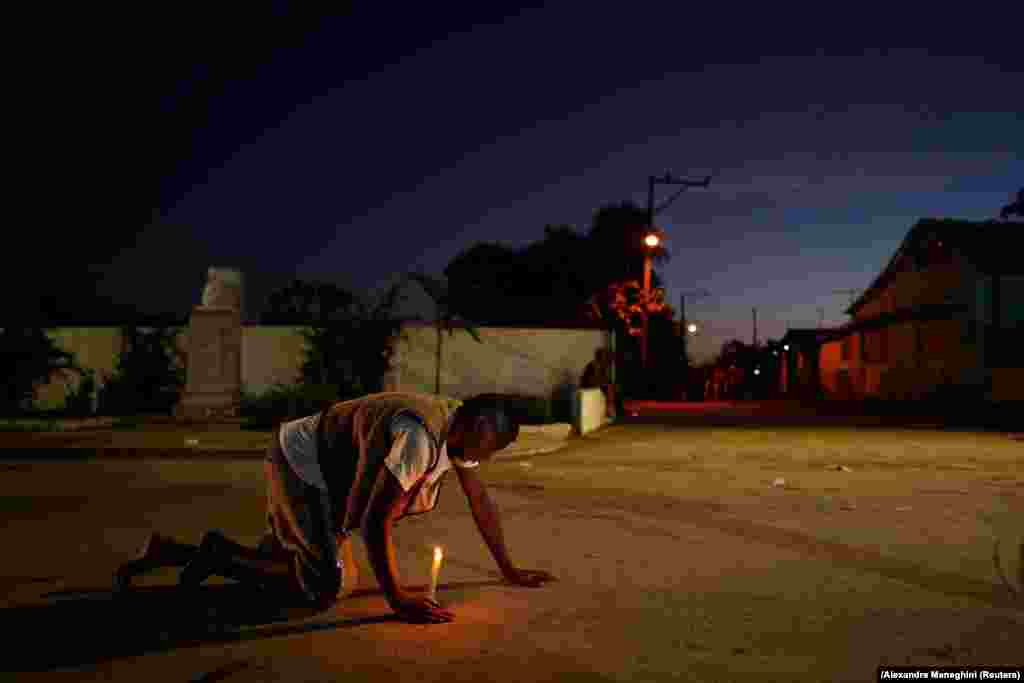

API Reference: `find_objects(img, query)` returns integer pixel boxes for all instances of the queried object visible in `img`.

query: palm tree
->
[999,188,1023,221]
[407,272,483,395]
[348,281,407,394]
[991,188,1023,369]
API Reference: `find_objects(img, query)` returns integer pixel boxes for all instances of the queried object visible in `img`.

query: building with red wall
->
[815,218,1024,401]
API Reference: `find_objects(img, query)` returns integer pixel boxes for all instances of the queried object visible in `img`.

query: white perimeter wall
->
[31,323,608,408]
[386,323,607,400]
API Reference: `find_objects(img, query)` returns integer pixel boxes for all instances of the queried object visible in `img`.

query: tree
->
[407,272,483,395]
[999,188,1023,221]
[99,326,185,415]
[261,279,358,326]
[986,189,1023,369]
[444,225,597,326]
[444,203,672,327]
[443,241,523,324]
[586,280,672,336]
[587,201,670,287]
[0,327,81,415]
[582,279,676,398]
[345,281,407,395]
[262,279,405,396]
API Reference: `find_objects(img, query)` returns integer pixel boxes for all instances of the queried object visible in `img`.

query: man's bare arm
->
[455,465,557,587]
[362,469,453,622]
[455,465,515,574]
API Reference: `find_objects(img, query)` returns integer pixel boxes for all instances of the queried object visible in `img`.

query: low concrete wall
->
[574,388,608,436]
[388,323,607,403]
[241,326,306,396]
[30,323,608,412]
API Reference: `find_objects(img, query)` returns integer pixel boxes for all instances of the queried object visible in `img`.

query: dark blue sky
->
[82,6,1022,361]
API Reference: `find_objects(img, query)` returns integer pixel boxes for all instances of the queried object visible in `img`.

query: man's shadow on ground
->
[3,579,506,672]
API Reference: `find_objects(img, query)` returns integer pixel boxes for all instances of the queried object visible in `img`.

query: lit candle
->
[429,546,443,601]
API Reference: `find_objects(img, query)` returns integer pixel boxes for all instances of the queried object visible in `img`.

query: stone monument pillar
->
[176,267,244,420]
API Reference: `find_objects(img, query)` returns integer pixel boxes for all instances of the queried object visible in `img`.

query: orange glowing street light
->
[639,230,663,370]
[641,230,662,294]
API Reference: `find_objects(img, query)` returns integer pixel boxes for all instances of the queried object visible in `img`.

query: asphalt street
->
[1,414,1022,681]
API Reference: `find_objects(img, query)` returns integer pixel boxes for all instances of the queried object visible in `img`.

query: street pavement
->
[1,410,1022,681]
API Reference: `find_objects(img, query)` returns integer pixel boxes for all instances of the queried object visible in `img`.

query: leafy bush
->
[0,419,64,432]
[0,327,80,416]
[520,396,554,424]
[262,279,405,397]
[499,395,564,425]
[98,326,185,416]
[62,368,96,417]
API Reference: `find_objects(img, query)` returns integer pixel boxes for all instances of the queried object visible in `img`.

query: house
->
[778,328,842,399]
[817,218,1024,402]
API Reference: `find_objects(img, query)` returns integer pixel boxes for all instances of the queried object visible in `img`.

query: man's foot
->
[179,530,227,587]
[113,533,180,591]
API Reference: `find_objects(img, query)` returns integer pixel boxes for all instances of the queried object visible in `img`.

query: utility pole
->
[752,307,758,347]
[646,172,713,233]
[641,172,712,375]
[818,307,825,328]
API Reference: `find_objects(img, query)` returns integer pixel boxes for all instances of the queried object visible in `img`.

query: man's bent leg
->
[114,533,199,591]
[256,429,343,606]
[180,529,298,595]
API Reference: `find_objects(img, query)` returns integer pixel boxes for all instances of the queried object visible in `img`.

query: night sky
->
[57,6,1022,362]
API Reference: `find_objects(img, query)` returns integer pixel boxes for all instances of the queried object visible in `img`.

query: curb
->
[1,424,577,461]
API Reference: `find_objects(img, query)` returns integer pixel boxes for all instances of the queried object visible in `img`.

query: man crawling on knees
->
[114,392,556,623]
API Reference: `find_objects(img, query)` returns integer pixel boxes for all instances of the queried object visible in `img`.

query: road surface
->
[2,419,1022,681]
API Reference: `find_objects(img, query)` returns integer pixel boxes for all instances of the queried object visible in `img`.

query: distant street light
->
[783,344,790,351]
[644,233,660,248]
[687,323,698,334]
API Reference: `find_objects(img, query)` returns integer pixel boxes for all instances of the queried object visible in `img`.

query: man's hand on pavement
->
[390,594,455,623]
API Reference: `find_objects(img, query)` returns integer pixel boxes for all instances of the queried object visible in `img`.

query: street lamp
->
[641,230,661,294]
[638,172,712,384]
[687,323,698,335]
[640,229,662,369]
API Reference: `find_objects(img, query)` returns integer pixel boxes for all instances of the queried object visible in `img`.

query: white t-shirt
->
[277,412,478,512]
[278,412,325,489]
[387,414,478,515]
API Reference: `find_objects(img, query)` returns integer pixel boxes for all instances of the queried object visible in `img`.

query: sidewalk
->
[495,423,572,459]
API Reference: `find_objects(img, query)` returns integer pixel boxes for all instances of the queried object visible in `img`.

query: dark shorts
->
[262,427,342,605]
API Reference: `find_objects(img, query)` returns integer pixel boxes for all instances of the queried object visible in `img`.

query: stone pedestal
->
[176,307,243,420]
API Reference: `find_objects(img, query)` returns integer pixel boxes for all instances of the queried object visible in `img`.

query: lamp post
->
[640,173,712,377]
[639,230,661,370]
[678,288,710,372]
